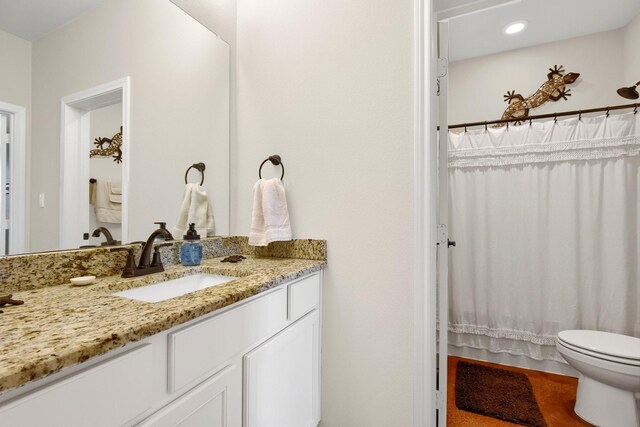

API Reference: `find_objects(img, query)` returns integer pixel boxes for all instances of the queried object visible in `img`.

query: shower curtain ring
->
[529,118,532,127]
[578,111,582,121]
[484,121,488,131]
[506,121,509,130]
[634,104,638,115]
[606,107,610,118]
[464,123,467,133]
[554,113,557,124]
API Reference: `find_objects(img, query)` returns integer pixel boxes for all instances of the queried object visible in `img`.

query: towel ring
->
[185,162,206,185]
[258,155,285,180]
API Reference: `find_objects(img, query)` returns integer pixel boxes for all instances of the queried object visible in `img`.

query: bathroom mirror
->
[0,0,230,255]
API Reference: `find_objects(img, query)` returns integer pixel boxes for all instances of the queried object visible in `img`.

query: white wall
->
[624,13,640,85]
[88,102,122,245]
[0,30,31,112]
[448,28,627,125]
[29,0,230,251]
[235,0,414,425]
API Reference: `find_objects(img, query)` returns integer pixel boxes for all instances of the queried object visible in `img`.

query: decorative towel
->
[91,180,122,223]
[173,183,215,238]
[249,178,292,246]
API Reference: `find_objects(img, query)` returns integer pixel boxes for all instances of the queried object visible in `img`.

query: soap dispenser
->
[180,223,203,266]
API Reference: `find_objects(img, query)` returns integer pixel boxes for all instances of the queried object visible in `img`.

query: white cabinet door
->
[139,362,241,427]
[243,311,320,427]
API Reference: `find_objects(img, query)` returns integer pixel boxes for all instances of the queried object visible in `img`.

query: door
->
[139,363,241,427]
[0,101,26,255]
[436,20,451,427]
[243,311,320,427]
[0,113,9,254]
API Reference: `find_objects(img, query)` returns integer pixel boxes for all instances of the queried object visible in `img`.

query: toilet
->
[556,330,640,427]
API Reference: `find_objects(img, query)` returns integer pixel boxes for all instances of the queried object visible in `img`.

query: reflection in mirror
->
[0,0,230,255]
[89,103,123,246]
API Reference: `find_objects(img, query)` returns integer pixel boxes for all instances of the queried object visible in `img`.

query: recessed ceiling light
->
[504,20,528,35]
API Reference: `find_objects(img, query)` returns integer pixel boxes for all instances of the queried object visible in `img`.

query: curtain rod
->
[443,102,639,130]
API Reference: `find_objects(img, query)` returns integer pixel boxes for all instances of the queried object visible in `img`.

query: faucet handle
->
[110,247,137,278]
[150,243,173,268]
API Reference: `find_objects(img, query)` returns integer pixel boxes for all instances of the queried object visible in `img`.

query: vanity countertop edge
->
[0,254,326,394]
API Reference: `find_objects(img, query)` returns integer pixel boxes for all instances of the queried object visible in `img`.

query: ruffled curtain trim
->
[448,323,557,346]
[449,135,640,168]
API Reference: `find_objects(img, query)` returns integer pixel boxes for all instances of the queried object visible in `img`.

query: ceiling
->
[447,0,640,62]
[2,0,639,57]
[0,0,109,41]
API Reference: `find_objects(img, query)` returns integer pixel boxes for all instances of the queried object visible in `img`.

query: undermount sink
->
[112,273,238,303]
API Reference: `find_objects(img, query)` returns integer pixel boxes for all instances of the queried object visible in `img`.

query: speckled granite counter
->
[0,236,326,293]
[0,251,325,393]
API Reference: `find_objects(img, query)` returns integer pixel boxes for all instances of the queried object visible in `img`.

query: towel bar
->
[185,163,206,185]
[258,155,285,180]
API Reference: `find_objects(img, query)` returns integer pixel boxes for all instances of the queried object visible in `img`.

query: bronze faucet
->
[111,223,174,278]
[91,227,120,246]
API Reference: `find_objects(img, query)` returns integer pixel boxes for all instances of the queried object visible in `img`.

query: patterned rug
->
[455,361,547,427]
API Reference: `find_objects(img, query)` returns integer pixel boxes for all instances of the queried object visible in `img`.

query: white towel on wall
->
[91,180,122,223]
[173,183,215,238]
[249,178,292,246]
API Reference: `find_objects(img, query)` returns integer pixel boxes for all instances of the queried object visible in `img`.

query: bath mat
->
[455,361,547,427]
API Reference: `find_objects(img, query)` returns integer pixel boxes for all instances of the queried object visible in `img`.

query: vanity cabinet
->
[0,271,322,427]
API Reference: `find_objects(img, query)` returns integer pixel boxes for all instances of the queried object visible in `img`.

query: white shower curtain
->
[448,112,640,362]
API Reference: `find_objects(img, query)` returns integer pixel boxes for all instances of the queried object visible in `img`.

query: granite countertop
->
[0,255,325,393]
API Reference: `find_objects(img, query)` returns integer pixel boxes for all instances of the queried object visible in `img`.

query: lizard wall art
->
[90,126,123,163]
[500,65,580,124]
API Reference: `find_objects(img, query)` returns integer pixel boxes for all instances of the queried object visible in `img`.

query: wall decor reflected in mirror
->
[0,0,230,256]
[91,126,123,164]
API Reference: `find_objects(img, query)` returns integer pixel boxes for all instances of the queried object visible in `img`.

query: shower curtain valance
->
[449,114,640,168]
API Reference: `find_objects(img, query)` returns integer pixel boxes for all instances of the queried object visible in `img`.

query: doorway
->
[0,101,26,255]
[60,77,130,250]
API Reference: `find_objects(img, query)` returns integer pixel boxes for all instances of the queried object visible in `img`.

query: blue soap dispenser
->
[180,223,203,266]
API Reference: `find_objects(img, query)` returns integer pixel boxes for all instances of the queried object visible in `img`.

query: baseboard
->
[448,345,578,377]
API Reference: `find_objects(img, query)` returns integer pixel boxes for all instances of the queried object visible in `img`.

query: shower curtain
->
[448,112,640,362]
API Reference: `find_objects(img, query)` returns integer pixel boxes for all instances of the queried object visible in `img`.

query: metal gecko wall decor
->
[499,65,580,125]
[89,126,123,163]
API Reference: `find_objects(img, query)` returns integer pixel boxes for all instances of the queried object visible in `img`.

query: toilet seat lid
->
[558,330,640,361]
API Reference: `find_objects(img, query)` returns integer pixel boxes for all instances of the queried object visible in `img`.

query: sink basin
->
[112,273,237,303]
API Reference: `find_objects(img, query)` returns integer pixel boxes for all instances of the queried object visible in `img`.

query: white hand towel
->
[173,183,215,238]
[249,178,292,246]
[92,180,122,223]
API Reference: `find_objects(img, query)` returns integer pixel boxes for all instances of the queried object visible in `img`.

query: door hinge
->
[435,390,444,410]
[437,57,448,78]
[436,224,448,245]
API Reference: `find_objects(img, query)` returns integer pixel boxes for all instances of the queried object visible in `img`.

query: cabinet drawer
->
[287,273,320,321]
[168,288,287,393]
[0,345,154,427]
